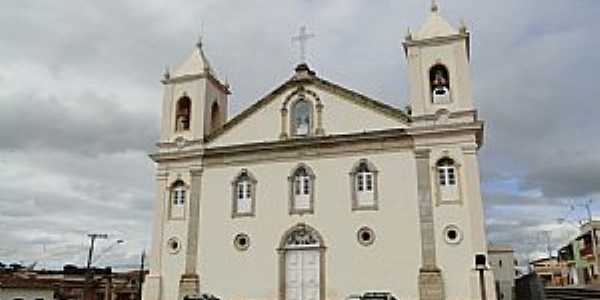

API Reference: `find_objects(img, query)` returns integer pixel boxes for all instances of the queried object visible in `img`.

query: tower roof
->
[171,38,219,80]
[413,2,458,40]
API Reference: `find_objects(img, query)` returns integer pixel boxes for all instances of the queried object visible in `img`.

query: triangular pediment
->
[207,66,410,148]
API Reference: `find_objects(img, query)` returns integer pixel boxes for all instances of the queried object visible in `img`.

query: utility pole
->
[138,250,146,300]
[86,233,108,269]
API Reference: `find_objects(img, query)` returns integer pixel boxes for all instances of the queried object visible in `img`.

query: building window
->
[175,96,191,131]
[291,97,313,136]
[430,64,451,104]
[169,180,187,219]
[437,158,456,186]
[350,159,379,210]
[210,100,222,132]
[289,164,315,215]
[232,169,257,218]
[171,180,186,205]
[436,157,460,203]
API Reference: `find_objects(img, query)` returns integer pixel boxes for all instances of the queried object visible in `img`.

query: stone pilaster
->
[415,149,444,300]
[178,167,203,300]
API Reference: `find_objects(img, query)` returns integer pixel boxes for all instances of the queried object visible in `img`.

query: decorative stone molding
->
[349,159,379,211]
[280,86,324,138]
[233,233,251,251]
[277,223,326,300]
[288,163,316,215]
[231,168,257,218]
[442,224,463,245]
[357,226,376,246]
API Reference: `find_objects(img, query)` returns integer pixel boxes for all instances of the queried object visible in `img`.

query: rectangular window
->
[294,178,301,195]
[179,190,186,204]
[365,173,373,191]
[357,174,364,192]
[245,182,252,199]
[438,168,447,185]
[237,183,245,200]
[447,168,456,185]
[302,177,310,195]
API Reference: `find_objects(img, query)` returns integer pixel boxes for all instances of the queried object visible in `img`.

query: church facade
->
[142,5,495,300]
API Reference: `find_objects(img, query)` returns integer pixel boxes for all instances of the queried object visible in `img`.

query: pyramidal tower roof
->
[413,1,458,40]
[171,37,219,80]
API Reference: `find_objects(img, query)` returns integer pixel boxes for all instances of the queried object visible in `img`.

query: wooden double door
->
[285,249,320,300]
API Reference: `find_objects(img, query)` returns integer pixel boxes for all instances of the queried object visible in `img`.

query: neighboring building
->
[488,245,516,300]
[0,275,55,300]
[530,257,564,287]
[0,266,143,300]
[574,220,600,284]
[143,3,495,300]
[557,241,582,286]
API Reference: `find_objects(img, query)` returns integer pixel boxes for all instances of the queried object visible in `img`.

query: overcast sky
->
[1,0,599,269]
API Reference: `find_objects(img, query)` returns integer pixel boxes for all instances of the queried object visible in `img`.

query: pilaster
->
[415,149,444,300]
[178,167,203,299]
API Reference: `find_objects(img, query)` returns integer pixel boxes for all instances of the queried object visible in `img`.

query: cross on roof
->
[292,26,315,64]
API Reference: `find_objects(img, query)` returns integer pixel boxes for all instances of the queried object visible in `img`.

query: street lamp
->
[475,254,488,300]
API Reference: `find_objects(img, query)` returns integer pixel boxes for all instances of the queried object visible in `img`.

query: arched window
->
[350,159,379,210]
[210,101,221,132]
[436,157,460,203]
[429,64,451,104]
[171,180,186,205]
[169,180,187,219]
[175,96,191,131]
[291,97,312,136]
[437,158,456,186]
[231,169,257,217]
[289,164,315,214]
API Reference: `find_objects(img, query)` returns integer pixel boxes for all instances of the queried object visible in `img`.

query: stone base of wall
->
[418,268,444,300]
[178,273,200,300]
[142,274,161,300]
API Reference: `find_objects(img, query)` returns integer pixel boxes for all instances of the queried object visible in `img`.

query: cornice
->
[150,121,483,164]
[161,72,231,95]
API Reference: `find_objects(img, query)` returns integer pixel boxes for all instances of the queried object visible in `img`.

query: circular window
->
[234,233,250,251]
[443,225,463,245]
[357,226,375,246]
[167,237,181,254]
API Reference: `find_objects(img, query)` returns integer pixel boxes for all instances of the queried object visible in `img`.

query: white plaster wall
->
[197,151,421,300]
[0,288,54,300]
[210,84,405,148]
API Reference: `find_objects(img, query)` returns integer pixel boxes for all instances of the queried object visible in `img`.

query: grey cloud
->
[0,91,157,155]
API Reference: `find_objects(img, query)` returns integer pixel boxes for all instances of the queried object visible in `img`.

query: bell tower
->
[403,2,473,117]
[160,38,230,145]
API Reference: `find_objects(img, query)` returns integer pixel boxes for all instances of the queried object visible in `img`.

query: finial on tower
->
[431,0,439,13]
[196,35,203,49]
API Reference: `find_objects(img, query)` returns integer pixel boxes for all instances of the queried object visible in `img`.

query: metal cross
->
[292,26,315,63]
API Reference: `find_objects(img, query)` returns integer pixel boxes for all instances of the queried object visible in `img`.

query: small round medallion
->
[167,237,181,254]
[443,225,463,245]
[357,226,375,246]
[234,233,250,251]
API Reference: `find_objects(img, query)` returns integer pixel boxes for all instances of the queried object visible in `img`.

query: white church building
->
[142,4,495,300]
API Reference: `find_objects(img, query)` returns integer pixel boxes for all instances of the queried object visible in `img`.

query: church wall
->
[197,150,421,300]
[210,84,406,148]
